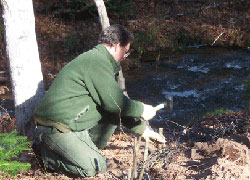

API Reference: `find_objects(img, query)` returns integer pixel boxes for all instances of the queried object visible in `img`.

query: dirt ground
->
[0,110,250,180]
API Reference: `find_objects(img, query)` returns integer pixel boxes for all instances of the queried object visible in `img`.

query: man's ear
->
[114,43,120,52]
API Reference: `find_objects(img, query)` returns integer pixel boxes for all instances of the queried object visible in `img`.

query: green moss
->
[203,108,233,117]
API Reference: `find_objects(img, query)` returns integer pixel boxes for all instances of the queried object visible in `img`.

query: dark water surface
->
[125,48,250,127]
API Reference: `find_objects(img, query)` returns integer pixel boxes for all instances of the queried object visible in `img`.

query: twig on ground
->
[106,171,120,180]
[164,119,189,134]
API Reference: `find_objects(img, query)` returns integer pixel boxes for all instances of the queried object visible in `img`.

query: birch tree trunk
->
[1,0,45,135]
[93,0,110,30]
[93,0,128,96]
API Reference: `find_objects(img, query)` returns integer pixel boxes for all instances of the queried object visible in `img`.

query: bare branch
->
[211,31,226,46]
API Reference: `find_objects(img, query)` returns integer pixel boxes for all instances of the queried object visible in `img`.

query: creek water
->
[125,48,250,128]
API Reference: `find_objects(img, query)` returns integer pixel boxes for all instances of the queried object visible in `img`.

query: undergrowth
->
[204,108,233,117]
[0,130,31,178]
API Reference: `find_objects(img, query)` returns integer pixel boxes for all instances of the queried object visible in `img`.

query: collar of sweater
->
[95,44,121,73]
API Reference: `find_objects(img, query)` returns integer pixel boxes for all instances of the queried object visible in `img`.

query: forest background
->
[1,0,249,86]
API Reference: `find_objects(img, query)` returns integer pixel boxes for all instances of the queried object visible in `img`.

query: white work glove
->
[142,126,166,143]
[141,103,156,121]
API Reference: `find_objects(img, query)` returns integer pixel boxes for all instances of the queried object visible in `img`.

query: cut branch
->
[138,137,149,180]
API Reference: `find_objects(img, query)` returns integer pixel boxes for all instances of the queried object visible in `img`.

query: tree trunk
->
[1,0,45,135]
[93,0,110,30]
[93,0,128,96]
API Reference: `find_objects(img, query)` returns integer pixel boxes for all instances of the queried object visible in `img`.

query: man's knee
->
[36,128,108,177]
[41,145,107,177]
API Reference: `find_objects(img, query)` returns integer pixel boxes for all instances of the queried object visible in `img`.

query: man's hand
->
[142,126,166,143]
[141,104,156,121]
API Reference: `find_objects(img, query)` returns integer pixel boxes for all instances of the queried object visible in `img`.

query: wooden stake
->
[131,137,138,179]
[127,169,132,180]
[159,128,163,136]
[159,128,163,152]
[138,137,149,180]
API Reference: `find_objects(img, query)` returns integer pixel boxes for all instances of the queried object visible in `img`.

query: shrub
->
[0,130,31,178]
[132,21,160,60]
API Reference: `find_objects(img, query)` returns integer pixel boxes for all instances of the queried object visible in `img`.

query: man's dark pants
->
[35,113,144,178]
[36,122,116,178]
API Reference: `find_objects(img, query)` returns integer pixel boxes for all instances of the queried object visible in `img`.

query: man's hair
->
[98,24,134,47]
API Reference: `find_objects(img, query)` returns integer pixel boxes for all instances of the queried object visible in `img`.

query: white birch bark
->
[1,0,45,135]
[94,0,128,96]
[93,0,110,30]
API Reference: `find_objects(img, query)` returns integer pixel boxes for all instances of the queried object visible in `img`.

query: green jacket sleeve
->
[122,117,146,135]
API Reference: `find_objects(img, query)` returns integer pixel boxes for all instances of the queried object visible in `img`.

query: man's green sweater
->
[35,44,146,134]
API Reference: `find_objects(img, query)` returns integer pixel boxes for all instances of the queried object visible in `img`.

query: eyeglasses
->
[124,51,130,58]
